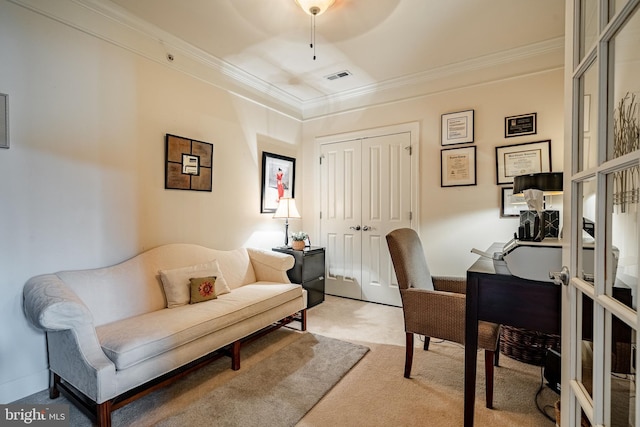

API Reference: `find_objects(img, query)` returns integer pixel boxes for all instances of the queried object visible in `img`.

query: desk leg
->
[464,274,479,427]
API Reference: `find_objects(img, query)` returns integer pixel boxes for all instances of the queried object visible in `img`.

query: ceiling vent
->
[324,70,352,81]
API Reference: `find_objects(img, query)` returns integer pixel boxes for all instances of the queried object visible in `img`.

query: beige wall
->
[0,1,564,402]
[302,70,565,276]
[0,1,302,402]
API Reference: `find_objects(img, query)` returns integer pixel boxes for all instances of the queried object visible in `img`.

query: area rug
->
[14,330,369,426]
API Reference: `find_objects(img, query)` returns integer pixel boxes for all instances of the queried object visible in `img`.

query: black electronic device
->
[544,348,561,394]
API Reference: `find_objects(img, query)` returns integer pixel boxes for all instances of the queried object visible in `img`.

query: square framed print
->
[261,151,295,213]
[495,139,551,185]
[441,146,476,187]
[165,134,213,191]
[441,109,474,145]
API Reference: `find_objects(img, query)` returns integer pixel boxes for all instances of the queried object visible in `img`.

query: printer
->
[482,238,618,284]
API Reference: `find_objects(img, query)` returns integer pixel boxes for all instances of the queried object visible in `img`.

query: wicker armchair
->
[386,228,501,408]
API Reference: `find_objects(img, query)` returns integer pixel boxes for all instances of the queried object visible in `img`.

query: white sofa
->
[23,243,306,427]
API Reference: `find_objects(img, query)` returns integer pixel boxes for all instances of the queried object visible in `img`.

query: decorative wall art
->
[441,146,476,187]
[495,140,551,185]
[165,134,213,191]
[441,109,474,145]
[261,151,296,213]
[0,93,8,149]
[505,113,537,138]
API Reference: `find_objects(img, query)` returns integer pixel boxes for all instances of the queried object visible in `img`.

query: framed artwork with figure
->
[261,151,296,213]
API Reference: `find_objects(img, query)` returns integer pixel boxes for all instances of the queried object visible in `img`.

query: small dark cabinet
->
[272,246,325,308]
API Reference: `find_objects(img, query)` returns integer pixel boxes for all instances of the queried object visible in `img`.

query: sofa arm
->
[23,274,94,331]
[247,248,294,283]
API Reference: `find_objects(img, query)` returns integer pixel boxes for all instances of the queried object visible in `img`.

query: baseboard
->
[0,368,48,403]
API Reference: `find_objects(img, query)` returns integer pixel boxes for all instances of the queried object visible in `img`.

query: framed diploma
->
[500,187,525,217]
[441,109,474,145]
[505,113,537,137]
[495,140,551,185]
[441,146,476,187]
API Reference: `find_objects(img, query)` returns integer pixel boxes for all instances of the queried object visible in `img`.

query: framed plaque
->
[505,113,537,138]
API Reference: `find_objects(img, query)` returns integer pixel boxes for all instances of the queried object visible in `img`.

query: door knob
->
[349,225,361,231]
[549,266,570,286]
[362,225,371,231]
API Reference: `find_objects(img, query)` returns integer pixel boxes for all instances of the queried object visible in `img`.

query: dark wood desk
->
[464,244,561,427]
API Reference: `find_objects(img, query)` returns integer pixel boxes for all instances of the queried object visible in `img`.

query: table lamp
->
[273,198,301,247]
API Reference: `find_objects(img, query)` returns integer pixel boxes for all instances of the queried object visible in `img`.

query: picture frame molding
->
[495,139,551,185]
[441,109,474,145]
[441,145,477,187]
[261,151,296,213]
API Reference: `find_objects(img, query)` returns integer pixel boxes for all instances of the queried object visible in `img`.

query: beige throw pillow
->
[159,259,231,308]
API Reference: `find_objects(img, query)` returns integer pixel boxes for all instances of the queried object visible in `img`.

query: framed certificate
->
[495,140,551,185]
[505,113,537,137]
[441,109,474,145]
[441,146,476,187]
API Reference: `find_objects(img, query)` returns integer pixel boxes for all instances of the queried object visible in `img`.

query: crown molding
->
[10,0,565,121]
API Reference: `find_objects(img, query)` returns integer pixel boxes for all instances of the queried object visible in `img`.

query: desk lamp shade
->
[273,198,301,247]
[513,172,563,195]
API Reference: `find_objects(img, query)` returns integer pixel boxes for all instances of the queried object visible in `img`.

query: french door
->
[318,124,417,307]
[563,1,640,426]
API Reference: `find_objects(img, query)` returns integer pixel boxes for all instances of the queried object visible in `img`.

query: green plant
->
[290,231,308,241]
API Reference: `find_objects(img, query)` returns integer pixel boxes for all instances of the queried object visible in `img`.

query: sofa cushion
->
[159,260,230,308]
[189,277,217,304]
[96,282,303,370]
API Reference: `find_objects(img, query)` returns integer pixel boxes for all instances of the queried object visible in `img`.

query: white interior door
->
[360,133,411,306]
[319,130,413,306]
[320,139,363,300]
[562,2,640,426]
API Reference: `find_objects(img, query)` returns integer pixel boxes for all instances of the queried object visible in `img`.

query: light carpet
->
[14,330,369,426]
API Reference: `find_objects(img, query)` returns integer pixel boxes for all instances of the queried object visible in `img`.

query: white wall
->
[302,70,565,276]
[0,1,302,402]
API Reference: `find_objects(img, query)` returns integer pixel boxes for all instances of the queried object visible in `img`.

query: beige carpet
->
[299,296,558,426]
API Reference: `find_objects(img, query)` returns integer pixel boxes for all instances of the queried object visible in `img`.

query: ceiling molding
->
[11,0,565,121]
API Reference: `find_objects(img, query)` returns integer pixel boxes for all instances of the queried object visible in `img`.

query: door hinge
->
[320,211,322,219]
[405,145,412,155]
[319,154,324,165]
[409,211,413,220]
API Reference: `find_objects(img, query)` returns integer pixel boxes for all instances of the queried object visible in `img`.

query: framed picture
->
[505,113,537,138]
[261,151,295,213]
[495,139,551,185]
[441,146,476,187]
[500,187,525,217]
[0,93,8,149]
[165,134,213,191]
[441,109,474,145]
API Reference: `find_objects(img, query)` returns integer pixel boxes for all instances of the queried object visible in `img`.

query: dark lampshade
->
[513,172,563,195]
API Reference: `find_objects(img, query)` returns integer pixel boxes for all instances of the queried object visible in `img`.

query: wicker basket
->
[500,325,560,366]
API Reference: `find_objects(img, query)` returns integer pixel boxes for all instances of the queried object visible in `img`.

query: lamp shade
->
[295,0,335,15]
[273,198,301,219]
[513,172,563,195]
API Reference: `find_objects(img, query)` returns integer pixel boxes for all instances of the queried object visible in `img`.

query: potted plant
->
[290,231,308,250]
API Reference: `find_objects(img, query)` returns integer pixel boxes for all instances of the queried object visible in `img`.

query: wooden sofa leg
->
[404,332,414,378]
[300,309,307,331]
[49,372,60,399]
[97,401,112,427]
[231,341,241,370]
[423,336,431,351]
